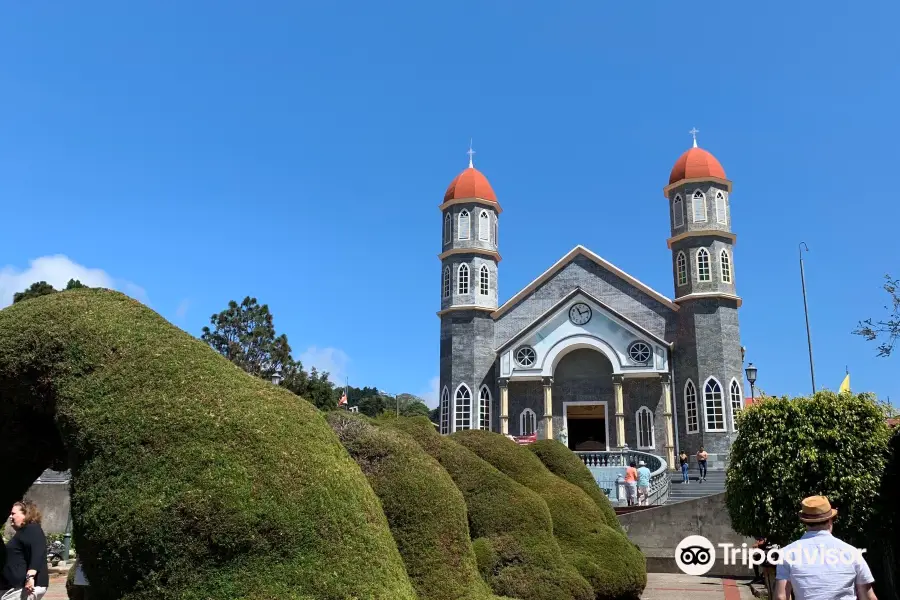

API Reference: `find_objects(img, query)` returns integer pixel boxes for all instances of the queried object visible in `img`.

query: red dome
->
[444,166,497,203]
[669,147,726,184]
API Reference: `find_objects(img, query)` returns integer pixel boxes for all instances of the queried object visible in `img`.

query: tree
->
[854,274,899,357]
[201,296,336,410]
[726,390,893,548]
[13,279,89,304]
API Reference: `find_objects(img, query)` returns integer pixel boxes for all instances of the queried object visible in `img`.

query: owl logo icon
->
[675,535,716,576]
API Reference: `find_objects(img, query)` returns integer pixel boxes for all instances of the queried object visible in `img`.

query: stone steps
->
[665,470,726,504]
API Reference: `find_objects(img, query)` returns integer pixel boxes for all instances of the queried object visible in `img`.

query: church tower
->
[665,132,743,470]
[438,148,501,435]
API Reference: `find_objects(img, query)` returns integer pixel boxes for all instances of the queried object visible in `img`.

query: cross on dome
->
[689,127,699,148]
[467,139,475,168]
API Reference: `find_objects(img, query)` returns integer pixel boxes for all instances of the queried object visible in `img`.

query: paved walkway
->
[642,573,755,599]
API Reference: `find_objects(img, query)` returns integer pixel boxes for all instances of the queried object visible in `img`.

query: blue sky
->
[2,1,898,407]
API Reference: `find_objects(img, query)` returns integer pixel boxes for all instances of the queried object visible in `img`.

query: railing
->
[576,448,670,506]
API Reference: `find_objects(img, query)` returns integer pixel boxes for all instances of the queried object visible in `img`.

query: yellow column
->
[500,379,509,435]
[662,375,676,470]
[542,377,554,440]
[613,375,625,448]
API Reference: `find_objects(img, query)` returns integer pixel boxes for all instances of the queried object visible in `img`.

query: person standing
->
[679,451,690,484]
[775,495,877,600]
[636,460,651,506]
[696,447,708,483]
[0,500,49,600]
[624,461,638,506]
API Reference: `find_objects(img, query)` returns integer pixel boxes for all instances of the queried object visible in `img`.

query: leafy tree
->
[13,279,90,304]
[726,390,893,548]
[359,394,389,418]
[854,274,899,357]
[395,393,431,418]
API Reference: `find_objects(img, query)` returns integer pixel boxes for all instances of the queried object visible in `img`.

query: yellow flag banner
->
[839,373,851,394]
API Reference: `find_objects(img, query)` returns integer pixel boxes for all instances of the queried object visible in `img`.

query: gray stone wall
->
[441,310,497,432]
[623,378,667,455]
[668,183,731,237]
[671,236,737,298]
[494,255,678,348]
[442,202,499,254]
[508,380,543,436]
[441,255,498,311]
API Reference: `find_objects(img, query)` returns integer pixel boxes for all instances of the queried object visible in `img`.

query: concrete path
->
[642,573,755,599]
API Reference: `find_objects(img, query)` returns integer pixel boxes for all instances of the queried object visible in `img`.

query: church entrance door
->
[563,402,609,451]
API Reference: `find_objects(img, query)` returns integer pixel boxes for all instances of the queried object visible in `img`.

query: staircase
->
[665,470,726,504]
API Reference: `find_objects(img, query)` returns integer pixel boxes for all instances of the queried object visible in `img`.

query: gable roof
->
[495,287,673,354]
[492,245,679,319]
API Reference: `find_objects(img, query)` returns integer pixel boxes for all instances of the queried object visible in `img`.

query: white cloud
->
[0,255,148,308]
[421,375,440,408]
[299,346,350,385]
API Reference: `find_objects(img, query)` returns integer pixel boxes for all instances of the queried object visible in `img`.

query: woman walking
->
[1,500,49,600]
[679,450,690,484]
[696,447,708,483]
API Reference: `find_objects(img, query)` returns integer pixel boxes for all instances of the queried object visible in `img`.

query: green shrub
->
[66,562,86,600]
[527,440,619,530]
[726,391,893,548]
[387,417,594,600]
[327,411,498,600]
[453,430,646,600]
[0,289,416,600]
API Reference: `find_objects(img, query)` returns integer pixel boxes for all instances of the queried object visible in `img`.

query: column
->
[661,374,676,470]
[499,378,509,435]
[542,376,554,440]
[613,375,625,449]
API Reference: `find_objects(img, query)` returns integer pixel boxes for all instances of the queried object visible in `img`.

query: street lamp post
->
[799,242,817,395]
[271,370,283,386]
[745,363,758,403]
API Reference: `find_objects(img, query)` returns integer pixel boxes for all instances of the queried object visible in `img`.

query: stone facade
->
[438,148,745,470]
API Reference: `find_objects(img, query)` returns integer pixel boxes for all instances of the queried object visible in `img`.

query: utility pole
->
[799,242,816,395]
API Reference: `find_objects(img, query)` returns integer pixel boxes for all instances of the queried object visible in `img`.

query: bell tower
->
[438,146,501,435]
[665,130,743,470]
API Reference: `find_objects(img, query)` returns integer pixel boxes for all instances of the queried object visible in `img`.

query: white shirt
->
[775,530,874,600]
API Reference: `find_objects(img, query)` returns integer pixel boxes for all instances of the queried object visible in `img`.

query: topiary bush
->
[387,417,594,600]
[453,430,646,600]
[326,411,500,600]
[726,391,893,549]
[527,440,619,530]
[0,289,417,600]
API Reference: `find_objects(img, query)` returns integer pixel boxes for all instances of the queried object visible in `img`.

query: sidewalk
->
[642,573,755,599]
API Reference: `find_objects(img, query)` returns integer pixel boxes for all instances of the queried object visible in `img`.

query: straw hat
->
[799,495,837,524]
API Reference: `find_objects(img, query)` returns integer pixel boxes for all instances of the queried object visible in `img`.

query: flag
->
[339,391,347,406]
[839,371,851,394]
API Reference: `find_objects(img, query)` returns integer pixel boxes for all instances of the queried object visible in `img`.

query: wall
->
[3,482,70,538]
[618,492,755,577]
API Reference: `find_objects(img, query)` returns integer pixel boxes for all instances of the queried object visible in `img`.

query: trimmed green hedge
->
[387,417,593,600]
[453,430,646,600]
[527,440,619,530]
[327,411,499,600]
[0,289,416,599]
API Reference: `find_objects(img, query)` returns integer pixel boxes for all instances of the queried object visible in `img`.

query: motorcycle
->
[47,540,64,566]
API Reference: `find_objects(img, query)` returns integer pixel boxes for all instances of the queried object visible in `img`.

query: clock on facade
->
[568,302,592,325]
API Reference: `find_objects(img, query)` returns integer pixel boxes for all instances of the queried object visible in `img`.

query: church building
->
[437,139,744,471]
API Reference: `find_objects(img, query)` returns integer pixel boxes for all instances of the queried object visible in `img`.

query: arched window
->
[479,386,492,431]
[692,190,707,223]
[457,263,469,295]
[520,408,536,436]
[458,210,470,240]
[704,378,726,432]
[478,210,490,241]
[684,380,699,434]
[479,265,489,295]
[730,379,743,431]
[443,212,451,243]
[715,191,727,224]
[673,195,684,228]
[697,248,711,282]
[636,407,655,449]
[721,249,732,283]
[455,384,472,431]
[676,251,687,287]
[440,387,450,435]
[442,267,451,298]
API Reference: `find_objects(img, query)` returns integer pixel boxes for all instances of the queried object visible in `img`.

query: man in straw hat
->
[774,495,877,600]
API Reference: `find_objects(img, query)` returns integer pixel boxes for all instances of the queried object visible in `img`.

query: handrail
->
[576,448,670,506]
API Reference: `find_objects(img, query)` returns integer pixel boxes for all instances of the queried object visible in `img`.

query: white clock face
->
[569,302,592,326]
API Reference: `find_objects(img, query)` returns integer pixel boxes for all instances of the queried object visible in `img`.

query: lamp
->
[271,370,283,386]
[745,363,758,402]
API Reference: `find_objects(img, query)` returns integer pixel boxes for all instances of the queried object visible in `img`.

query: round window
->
[628,341,652,364]
[515,346,537,367]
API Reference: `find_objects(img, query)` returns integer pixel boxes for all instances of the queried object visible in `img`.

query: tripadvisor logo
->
[675,535,868,576]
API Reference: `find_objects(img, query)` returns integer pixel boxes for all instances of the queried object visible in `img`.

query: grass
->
[0,289,417,599]
[386,417,594,600]
[453,430,647,600]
